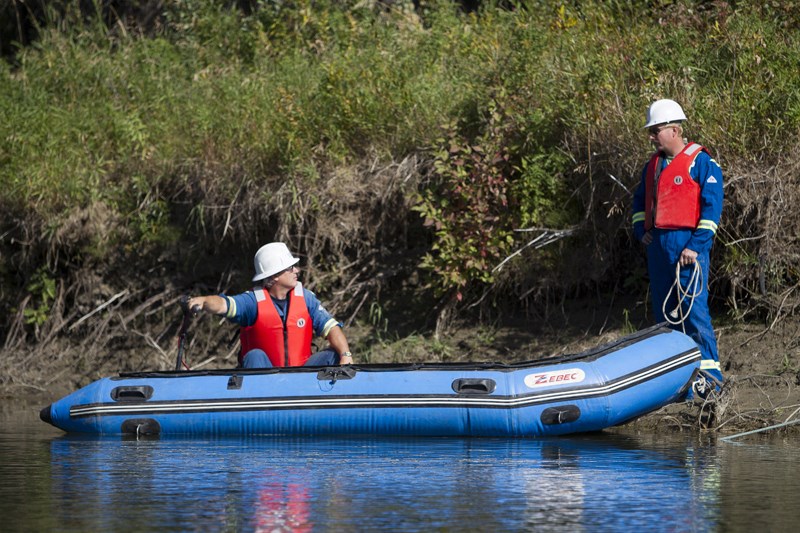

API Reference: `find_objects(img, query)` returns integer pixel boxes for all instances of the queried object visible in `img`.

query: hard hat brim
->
[252,257,300,282]
[643,119,685,129]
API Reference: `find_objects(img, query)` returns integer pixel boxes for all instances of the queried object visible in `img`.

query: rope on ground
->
[720,417,800,443]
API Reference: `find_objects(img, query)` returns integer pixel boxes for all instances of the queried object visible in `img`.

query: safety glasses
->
[648,124,675,136]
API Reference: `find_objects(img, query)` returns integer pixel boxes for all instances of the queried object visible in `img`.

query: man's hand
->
[679,248,698,267]
[641,231,653,246]
[186,295,226,315]
[187,297,205,315]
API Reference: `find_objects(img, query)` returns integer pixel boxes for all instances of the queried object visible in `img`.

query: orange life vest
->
[239,284,313,367]
[644,142,706,231]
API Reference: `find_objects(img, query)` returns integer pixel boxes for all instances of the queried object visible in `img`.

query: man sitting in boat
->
[187,242,353,368]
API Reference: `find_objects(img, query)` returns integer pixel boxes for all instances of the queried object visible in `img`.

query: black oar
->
[175,295,199,371]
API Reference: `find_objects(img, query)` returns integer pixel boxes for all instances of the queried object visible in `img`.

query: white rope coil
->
[662,261,703,331]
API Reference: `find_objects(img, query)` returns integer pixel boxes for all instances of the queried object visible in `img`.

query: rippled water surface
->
[2,399,799,532]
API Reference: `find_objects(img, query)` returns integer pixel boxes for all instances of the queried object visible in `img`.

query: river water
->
[2,399,798,532]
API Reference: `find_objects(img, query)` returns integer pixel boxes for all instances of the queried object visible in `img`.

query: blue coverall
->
[632,148,724,383]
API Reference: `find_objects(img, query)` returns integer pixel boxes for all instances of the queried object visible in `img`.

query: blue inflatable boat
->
[40,324,700,437]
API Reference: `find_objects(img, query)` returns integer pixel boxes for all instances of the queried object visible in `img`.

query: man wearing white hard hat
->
[188,242,353,368]
[631,99,724,391]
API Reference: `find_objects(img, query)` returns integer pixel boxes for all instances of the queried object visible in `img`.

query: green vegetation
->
[2,1,799,365]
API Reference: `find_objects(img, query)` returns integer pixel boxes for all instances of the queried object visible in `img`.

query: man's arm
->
[326,325,353,364]
[303,288,353,363]
[632,164,650,244]
[186,293,257,327]
[187,295,227,315]
[684,152,724,262]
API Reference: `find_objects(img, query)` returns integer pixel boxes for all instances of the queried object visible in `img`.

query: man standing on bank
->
[631,99,724,385]
[188,242,353,368]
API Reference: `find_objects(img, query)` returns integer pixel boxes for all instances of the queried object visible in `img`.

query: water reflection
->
[5,401,800,531]
[42,433,723,532]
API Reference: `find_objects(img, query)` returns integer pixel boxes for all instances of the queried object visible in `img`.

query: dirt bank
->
[627,319,800,438]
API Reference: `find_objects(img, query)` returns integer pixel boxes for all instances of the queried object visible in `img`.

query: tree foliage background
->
[2,0,799,390]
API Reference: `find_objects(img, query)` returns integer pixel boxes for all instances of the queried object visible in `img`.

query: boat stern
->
[38,377,115,433]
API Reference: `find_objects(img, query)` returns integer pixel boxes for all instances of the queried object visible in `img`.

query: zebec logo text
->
[524,368,586,388]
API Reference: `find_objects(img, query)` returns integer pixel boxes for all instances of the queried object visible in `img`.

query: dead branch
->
[191,356,217,370]
[130,329,169,360]
[120,290,176,328]
[493,227,577,273]
[69,289,131,331]
[2,295,31,350]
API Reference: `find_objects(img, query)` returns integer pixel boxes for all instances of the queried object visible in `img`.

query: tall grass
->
[2,0,800,345]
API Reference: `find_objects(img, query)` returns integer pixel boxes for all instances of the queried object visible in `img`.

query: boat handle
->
[111,386,154,402]
[452,378,496,394]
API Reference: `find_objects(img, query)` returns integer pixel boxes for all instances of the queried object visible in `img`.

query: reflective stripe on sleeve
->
[632,212,645,224]
[322,318,339,339]
[697,219,718,234]
[225,296,237,319]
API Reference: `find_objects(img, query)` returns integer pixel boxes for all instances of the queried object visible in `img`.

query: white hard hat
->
[644,99,687,128]
[252,242,300,282]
